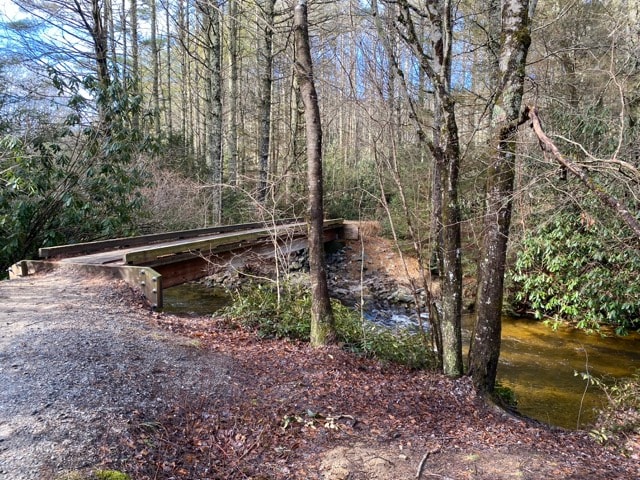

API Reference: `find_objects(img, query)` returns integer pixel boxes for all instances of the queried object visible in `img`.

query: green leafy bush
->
[582,371,640,454]
[220,280,435,369]
[0,71,149,274]
[511,212,640,333]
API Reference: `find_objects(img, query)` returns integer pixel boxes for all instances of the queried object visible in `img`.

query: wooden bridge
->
[9,219,355,308]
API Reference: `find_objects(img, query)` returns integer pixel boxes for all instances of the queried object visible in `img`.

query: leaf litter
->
[104,311,640,479]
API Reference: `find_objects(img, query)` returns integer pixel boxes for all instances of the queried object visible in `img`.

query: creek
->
[162,282,640,430]
[162,282,232,316]
[490,315,640,429]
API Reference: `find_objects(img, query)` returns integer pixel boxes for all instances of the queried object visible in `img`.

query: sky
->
[0,0,23,21]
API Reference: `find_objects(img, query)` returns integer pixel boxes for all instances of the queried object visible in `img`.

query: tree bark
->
[129,0,140,130]
[437,95,463,377]
[197,0,223,224]
[293,0,335,346]
[150,0,161,137]
[396,0,463,377]
[177,0,189,156]
[257,0,275,203]
[78,0,110,88]
[227,0,239,186]
[164,1,173,134]
[469,0,535,394]
[105,0,117,72]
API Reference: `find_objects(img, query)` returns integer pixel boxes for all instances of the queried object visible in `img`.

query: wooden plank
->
[123,224,308,265]
[154,257,211,289]
[38,218,298,259]
[117,266,163,309]
[342,221,360,240]
[58,251,126,265]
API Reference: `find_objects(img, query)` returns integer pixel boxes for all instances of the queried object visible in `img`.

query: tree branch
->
[527,106,640,240]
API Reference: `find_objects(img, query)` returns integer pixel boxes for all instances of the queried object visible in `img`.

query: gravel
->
[0,268,232,479]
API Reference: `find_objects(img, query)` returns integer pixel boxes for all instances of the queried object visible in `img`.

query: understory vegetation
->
[0,73,149,274]
[583,371,640,455]
[511,209,640,334]
[220,280,435,370]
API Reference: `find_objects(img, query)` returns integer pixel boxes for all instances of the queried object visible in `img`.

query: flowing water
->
[162,282,232,316]
[491,315,640,429]
[161,282,640,429]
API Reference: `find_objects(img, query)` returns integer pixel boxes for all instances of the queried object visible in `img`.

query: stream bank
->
[163,236,640,431]
[2,268,639,479]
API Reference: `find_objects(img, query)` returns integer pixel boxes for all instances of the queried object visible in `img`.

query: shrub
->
[510,212,640,333]
[583,371,640,455]
[0,71,149,274]
[220,280,435,370]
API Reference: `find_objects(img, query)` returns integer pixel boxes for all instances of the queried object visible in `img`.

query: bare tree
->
[129,0,141,130]
[468,0,537,394]
[164,0,174,133]
[257,0,276,203]
[396,0,463,377]
[227,0,240,186]
[197,0,223,224]
[294,0,335,346]
[149,0,161,136]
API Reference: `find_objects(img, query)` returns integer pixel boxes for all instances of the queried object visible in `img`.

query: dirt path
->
[1,265,639,479]
[0,268,232,479]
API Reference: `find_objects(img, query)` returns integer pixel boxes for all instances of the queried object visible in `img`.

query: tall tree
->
[468,0,536,394]
[294,0,335,346]
[77,0,111,88]
[177,0,189,155]
[197,0,223,224]
[396,0,464,377]
[257,0,276,203]
[129,0,141,130]
[227,0,240,186]
[149,0,161,136]
[164,0,173,133]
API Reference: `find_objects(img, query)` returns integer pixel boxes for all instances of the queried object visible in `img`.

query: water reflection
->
[161,282,232,316]
[492,315,640,429]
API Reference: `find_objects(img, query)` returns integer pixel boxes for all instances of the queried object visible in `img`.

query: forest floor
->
[0,230,639,479]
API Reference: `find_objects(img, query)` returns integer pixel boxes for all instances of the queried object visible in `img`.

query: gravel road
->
[0,268,232,479]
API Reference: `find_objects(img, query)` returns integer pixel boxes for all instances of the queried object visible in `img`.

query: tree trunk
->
[129,0,140,130]
[120,0,127,79]
[105,0,117,72]
[178,0,189,157]
[469,0,535,394]
[227,0,239,186]
[396,0,464,377]
[150,0,161,137]
[436,94,463,377]
[80,0,110,88]
[164,1,173,134]
[257,0,275,203]
[293,0,335,346]
[199,0,223,224]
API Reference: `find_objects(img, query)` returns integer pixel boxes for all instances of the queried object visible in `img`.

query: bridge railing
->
[38,218,299,259]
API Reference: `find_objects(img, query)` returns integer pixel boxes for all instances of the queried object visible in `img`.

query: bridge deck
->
[10,219,350,309]
[55,223,307,266]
